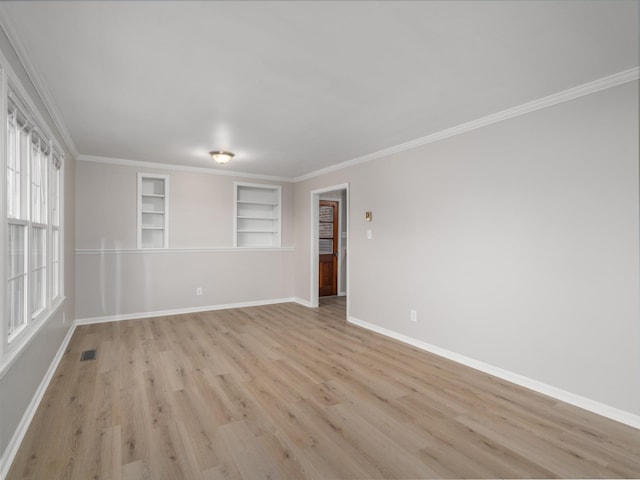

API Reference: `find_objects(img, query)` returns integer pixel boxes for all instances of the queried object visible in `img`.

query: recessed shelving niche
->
[137,173,169,249]
[234,182,281,248]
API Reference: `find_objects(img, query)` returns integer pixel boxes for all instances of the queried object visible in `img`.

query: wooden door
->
[319,200,338,297]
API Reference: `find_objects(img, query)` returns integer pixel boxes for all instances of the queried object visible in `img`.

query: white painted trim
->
[348,316,640,430]
[233,182,239,248]
[0,4,79,158]
[75,247,295,255]
[0,61,6,363]
[0,320,76,480]
[46,68,640,185]
[0,8,634,188]
[318,195,344,295]
[75,297,302,325]
[310,183,350,313]
[0,33,69,368]
[293,297,313,308]
[0,297,66,381]
[78,154,292,183]
[293,67,640,182]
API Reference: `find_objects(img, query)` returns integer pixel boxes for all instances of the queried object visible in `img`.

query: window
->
[30,133,48,317]
[7,223,26,337]
[5,90,63,343]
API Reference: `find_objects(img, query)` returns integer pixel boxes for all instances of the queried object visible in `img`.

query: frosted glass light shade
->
[209,150,234,164]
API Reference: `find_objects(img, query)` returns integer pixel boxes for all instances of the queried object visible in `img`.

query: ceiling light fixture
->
[209,150,234,164]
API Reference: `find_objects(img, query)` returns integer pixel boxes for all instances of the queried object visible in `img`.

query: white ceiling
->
[0,1,638,179]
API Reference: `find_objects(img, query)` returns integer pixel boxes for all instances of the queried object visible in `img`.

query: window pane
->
[8,276,26,337]
[40,154,48,222]
[6,113,22,219]
[52,228,60,298]
[31,267,46,314]
[51,167,60,227]
[32,226,45,269]
[8,224,26,278]
[31,147,47,224]
[31,149,40,222]
[31,226,46,314]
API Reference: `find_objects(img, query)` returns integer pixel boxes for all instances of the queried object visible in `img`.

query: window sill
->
[0,296,66,381]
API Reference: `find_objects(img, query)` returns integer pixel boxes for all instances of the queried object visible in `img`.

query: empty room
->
[0,1,639,479]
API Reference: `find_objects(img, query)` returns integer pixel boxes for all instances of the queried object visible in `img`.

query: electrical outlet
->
[196,287,203,296]
[410,309,417,322]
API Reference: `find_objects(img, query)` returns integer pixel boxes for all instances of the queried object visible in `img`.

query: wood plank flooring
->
[7,297,640,479]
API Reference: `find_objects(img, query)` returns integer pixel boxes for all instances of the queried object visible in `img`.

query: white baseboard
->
[75,297,302,325]
[293,297,313,308]
[0,323,77,480]
[348,316,640,430]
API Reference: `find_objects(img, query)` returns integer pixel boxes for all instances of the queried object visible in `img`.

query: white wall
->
[75,161,295,320]
[295,80,640,417]
[0,28,76,466]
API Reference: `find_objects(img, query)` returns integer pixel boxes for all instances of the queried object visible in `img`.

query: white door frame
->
[318,195,344,295]
[310,183,349,316]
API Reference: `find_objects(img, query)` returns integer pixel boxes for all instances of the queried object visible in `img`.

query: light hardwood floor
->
[7,297,640,479]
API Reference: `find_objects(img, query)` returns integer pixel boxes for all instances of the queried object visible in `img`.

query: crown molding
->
[80,58,638,185]
[0,1,635,184]
[0,3,79,158]
[293,67,640,182]
[77,154,294,182]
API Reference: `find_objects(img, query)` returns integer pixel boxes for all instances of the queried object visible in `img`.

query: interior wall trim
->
[77,154,292,183]
[293,67,640,182]
[52,67,640,184]
[0,5,636,185]
[0,298,66,381]
[348,315,640,431]
[0,4,79,158]
[75,247,295,255]
[0,322,77,480]
[75,297,308,325]
[292,297,313,308]
[73,69,639,184]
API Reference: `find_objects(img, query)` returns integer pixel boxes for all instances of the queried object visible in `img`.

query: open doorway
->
[310,183,349,317]
[319,199,339,297]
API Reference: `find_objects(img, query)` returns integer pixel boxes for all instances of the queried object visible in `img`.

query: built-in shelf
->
[138,173,169,249]
[236,216,278,220]
[236,200,278,206]
[234,182,281,248]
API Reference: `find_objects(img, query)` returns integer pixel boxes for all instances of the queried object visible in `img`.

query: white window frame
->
[1,55,65,368]
[50,157,62,301]
[29,133,49,320]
